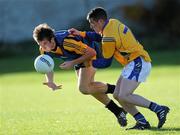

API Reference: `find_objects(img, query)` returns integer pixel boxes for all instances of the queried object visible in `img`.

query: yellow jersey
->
[101,19,151,65]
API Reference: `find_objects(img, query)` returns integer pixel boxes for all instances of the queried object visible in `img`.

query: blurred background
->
[0,0,180,58]
[1,1,180,134]
[0,0,180,73]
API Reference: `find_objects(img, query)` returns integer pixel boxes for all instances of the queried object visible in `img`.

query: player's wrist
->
[71,60,77,66]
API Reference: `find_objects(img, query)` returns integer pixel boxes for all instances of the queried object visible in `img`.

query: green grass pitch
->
[0,51,180,135]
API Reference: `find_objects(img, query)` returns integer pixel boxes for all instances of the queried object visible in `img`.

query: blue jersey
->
[40,30,112,68]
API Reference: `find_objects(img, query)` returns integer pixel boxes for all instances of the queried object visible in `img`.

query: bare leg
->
[113,76,139,116]
[75,66,110,105]
[77,67,109,94]
[116,77,151,108]
[75,66,127,127]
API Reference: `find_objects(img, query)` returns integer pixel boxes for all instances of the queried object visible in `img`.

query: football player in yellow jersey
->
[69,7,170,130]
[33,23,127,127]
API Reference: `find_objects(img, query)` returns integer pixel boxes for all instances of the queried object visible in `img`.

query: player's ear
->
[99,19,105,25]
[50,38,54,43]
[99,19,103,23]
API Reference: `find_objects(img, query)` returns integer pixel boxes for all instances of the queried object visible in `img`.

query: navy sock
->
[149,102,162,114]
[134,112,147,124]
[105,83,115,94]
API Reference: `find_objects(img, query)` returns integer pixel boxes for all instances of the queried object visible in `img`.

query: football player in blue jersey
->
[33,23,127,127]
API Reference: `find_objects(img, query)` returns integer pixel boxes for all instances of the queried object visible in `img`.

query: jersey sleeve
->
[92,57,113,68]
[63,38,88,55]
[114,50,128,66]
[80,31,102,42]
[81,31,116,59]
[101,36,116,59]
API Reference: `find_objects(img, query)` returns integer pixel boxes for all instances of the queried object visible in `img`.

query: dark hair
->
[87,7,107,21]
[33,23,55,42]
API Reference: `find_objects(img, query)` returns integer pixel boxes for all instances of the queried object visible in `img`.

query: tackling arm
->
[68,28,102,42]
[92,57,113,68]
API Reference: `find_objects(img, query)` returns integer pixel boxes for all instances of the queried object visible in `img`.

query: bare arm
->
[43,71,62,90]
[45,71,54,82]
[60,46,96,69]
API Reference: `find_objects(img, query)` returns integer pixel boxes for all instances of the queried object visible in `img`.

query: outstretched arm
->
[43,71,62,90]
[68,28,102,42]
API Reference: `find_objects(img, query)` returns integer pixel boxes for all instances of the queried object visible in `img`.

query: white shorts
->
[121,57,151,82]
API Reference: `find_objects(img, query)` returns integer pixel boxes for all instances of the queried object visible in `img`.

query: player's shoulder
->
[103,19,121,36]
[109,19,122,26]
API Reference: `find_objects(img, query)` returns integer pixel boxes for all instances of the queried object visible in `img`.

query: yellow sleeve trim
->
[80,32,86,38]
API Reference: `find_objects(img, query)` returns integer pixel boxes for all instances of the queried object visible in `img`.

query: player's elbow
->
[87,47,96,58]
[90,48,96,58]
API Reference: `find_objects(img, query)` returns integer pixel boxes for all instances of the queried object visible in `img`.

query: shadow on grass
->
[0,50,180,75]
[149,127,180,132]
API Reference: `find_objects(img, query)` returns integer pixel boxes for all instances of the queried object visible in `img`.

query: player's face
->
[38,38,55,52]
[89,18,104,34]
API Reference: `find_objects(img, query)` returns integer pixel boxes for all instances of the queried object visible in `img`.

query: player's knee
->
[78,85,90,95]
[79,90,89,95]
[117,93,129,102]
[113,92,118,100]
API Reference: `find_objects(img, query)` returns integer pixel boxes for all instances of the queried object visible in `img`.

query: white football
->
[34,54,54,73]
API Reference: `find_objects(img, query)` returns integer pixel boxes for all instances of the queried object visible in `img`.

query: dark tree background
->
[121,0,180,51]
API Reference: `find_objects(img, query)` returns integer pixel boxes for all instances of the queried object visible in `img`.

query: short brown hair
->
[33,23,55,43]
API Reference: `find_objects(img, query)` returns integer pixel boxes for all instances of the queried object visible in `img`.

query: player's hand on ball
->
[68,28,80,36]
[43,82,62,90]
[60,61,74,69]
